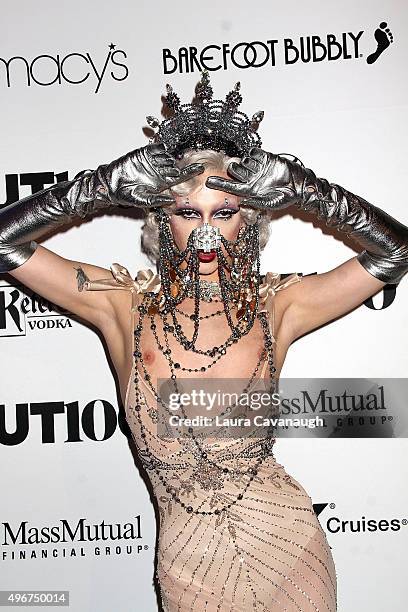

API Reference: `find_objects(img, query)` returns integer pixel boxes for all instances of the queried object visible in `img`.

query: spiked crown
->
[146,70,264,159]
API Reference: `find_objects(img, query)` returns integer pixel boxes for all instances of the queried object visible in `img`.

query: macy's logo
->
[0,43,129,94]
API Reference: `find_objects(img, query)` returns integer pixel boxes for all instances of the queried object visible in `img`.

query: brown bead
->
[236,307,245,319]
[170,282,179,298]
[148,303,159,315]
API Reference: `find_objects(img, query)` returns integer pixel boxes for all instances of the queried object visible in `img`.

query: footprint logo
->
[366,21,394,64]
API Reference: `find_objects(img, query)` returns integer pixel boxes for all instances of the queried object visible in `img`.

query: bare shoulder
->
[274,256,386,343]
[78,260,137,331]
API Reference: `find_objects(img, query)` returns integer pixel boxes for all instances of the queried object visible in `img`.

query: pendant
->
[170,282,179,298]
[186,280,222,302]
[148,303,159,316]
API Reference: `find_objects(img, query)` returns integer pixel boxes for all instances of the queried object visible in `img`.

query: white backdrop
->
[1,1,407,610]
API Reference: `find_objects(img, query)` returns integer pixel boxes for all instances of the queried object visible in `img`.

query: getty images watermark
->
[150,378,408,439]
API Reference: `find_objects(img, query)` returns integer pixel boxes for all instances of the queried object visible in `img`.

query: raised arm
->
[206,148,408,341]
[0,143,203,329]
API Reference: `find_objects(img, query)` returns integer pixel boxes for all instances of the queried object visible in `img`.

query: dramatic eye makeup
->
[174,207,239,219]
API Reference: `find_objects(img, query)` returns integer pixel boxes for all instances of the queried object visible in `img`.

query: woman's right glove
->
[0,142,204,273]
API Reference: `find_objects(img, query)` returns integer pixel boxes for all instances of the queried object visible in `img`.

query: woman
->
[1,73,407,611]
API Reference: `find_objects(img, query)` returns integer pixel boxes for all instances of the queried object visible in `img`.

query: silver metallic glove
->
[0,142,204,273]
[206,147,408,285]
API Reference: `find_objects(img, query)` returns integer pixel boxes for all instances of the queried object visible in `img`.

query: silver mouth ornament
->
[192,223,222,253]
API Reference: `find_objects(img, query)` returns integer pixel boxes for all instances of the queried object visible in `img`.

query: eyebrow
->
[175,204,239,212]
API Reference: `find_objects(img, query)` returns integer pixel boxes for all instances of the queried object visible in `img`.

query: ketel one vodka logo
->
[0,282,72,337]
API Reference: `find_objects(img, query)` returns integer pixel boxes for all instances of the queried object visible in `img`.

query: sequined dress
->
[84,263,337,612]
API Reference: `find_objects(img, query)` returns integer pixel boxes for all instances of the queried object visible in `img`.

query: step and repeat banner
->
[1,0,407,610]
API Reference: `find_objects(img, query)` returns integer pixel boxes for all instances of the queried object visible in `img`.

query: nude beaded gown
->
[83,263,338,612]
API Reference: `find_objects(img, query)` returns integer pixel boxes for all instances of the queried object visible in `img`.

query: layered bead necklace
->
[128,209,278,516]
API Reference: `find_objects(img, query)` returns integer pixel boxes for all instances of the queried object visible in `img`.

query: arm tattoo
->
[74,266,90,292]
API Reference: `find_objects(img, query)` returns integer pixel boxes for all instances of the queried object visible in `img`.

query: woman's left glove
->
[206,147,408,285]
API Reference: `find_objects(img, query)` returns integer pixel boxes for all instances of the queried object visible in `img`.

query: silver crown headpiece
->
[146,70,264,159]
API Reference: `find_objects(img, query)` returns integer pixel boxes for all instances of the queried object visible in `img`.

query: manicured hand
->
[104,143,205,208]
[205,147,302,211]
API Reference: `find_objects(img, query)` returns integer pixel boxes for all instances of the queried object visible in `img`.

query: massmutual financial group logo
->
[162,21,394,73]
[1,515,149,563]
[0,43,128,93]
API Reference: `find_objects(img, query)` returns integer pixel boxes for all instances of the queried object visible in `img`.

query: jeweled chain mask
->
[148,207,262,350]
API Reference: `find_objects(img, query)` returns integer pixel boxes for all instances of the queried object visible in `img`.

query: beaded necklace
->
[129,293,278,517]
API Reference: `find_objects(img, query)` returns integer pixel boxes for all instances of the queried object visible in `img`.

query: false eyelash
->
[215,209,240,217]
[174,208,239,217]
[174,208,198,215]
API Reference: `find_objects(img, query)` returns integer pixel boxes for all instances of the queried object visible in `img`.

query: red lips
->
[197,250,217,263]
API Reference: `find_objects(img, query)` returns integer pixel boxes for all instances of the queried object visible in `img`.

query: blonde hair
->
[140,149,274,264]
